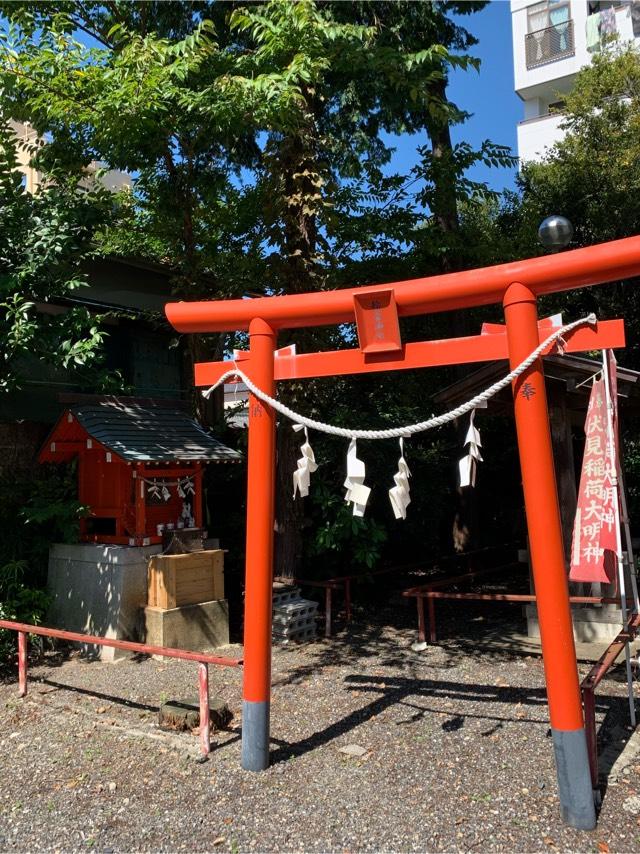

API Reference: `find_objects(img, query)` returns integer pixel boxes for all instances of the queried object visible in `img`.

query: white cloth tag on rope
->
[389,437,411,520]
[147,482,161,500]
[459,409,483,489]
[292,424,318,498]
[344,438,370,517]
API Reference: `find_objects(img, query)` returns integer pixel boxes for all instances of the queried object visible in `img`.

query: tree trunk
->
[272,106,322,578]
[424,74,476,552]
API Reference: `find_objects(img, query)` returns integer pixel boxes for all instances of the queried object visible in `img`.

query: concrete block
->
[144,599,229,657]
[47,542,161,661]
[272,585,301,608]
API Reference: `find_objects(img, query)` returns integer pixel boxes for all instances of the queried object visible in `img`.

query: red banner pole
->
[241,317,277,771]
[504,283,596,830]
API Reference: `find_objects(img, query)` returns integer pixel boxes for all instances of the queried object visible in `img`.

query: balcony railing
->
[525,20,575,69]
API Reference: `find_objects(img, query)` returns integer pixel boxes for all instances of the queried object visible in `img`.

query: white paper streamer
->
[458,409,483,488]
[292,424,318,498]
[161,485,171,502]
[344,438,371,517]
[389,438,411,520]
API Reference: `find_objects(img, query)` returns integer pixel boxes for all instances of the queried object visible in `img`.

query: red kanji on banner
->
[570,372,618,584]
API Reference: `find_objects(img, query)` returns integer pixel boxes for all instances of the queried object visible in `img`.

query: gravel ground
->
[1,602,639,853]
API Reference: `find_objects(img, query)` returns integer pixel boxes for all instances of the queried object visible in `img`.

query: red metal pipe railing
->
[0,619,242,758]
[580,612,640,787]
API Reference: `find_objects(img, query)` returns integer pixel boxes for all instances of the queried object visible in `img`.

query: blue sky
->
[388,0,522,195]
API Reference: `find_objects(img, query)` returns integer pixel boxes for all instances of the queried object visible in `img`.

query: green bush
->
[0,464,86,666]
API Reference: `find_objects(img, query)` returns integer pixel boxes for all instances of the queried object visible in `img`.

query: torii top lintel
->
[165,236,640,335]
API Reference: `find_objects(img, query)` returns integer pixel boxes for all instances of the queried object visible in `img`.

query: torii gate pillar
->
[241,318,277,770]
[504,284,595,829]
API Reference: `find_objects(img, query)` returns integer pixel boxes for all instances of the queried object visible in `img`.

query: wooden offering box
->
[148,550,224,609]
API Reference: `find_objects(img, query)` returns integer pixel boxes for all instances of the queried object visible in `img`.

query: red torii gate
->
[166,235,640,831]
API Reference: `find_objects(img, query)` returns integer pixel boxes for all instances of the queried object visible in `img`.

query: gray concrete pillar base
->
[241,700,270,771]
[552,727,597,830]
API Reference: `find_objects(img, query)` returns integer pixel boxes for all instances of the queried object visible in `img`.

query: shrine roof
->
[41,398,242,463]
[434,354,640,415]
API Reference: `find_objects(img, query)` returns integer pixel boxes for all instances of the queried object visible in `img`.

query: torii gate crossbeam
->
[166,235,640,832]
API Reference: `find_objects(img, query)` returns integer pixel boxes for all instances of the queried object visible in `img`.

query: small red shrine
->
[39,397,242,546]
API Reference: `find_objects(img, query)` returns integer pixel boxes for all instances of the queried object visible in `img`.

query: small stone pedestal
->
[47,542,161,661]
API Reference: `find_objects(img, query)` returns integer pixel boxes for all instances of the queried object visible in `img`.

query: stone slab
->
[144,599,229,658]
[47,542,162,662]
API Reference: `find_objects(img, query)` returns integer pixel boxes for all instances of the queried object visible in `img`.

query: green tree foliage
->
[0,125,118,391]
[0,1,519,576]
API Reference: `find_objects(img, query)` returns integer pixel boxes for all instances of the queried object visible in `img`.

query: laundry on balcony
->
[600,6,617,36]
[586,11,601,51]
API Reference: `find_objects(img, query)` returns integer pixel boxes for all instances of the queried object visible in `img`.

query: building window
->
[526,1,575,69]
[528,0,571,34]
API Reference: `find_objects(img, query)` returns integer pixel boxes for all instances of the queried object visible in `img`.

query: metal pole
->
[325,587,332,639]
[344,579,352,623]
[199,663,210,758]
[18,632,27,697]
[241,318,276,771]
[417,597,426,643]
[504,283,596,830]
[428,598,437,644]
[602,350,636,727]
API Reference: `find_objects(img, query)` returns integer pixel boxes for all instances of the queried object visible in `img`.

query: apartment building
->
[511,0,640,162]
[8,119,132,193]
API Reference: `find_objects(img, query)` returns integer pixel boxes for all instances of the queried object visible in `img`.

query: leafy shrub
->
[0,465,86,666]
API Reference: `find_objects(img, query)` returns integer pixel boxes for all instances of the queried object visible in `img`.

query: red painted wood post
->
[198,662,210,757]
[18,631,27,697]
[193,463,204,528]
[242,318,277,772]
[504,282,595,830]
[134,463,146,544]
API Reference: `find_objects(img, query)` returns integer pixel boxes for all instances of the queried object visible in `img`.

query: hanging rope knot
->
[555,334,567,355]
[344,438,370,517]
[389,437,411,520]
[292,424,318,498]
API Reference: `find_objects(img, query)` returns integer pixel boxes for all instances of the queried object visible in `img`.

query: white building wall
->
[517,112,566,163]
[511,1,639,163]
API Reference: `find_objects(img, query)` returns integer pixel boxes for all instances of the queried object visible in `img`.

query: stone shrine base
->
[526,602,626,643]
[47,542,161,661]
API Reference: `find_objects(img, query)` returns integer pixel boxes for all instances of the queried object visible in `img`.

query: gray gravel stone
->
[1,607,639,852]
